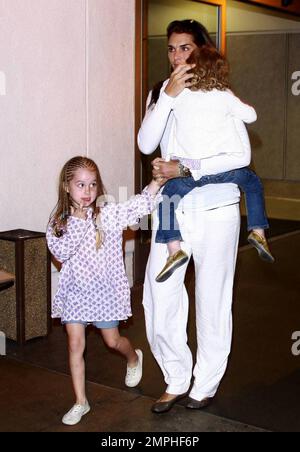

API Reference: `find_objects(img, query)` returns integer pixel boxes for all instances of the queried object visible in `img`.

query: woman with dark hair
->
[149,19,215,108]
[155,45,273,282]
[138,20,252,413]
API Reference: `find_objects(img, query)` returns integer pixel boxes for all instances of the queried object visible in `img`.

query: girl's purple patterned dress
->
[47,188,156,323]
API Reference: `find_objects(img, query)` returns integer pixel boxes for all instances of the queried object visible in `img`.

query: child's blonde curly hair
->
[187,45,230,92]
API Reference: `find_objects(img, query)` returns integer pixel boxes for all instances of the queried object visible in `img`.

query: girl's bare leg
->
[101,328,138,366]
[66,323,87,404]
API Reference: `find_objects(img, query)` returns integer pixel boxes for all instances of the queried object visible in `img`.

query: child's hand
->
[70,203,87,220]
[153,176,167,187]
[147,177,166,196]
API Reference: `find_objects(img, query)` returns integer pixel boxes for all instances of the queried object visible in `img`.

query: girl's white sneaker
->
[62,400,90,425]
[125,349,143,387]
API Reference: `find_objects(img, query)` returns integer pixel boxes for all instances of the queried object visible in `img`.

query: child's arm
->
[226,90,257,124]
[171,119,251,179]
[196,119,251,176]
[46,213,89,263]
[115,179,163,229]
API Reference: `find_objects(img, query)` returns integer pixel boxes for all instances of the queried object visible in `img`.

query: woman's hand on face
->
[70,203,87,220]
[164,64,196,98]
[152,158,180,181]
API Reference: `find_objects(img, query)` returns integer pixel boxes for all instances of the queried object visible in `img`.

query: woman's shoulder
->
[149,78,169,93]
[146,78,170,109]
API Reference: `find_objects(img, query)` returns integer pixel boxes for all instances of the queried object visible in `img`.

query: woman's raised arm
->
[138,64,195,155]
[137,89,175,155]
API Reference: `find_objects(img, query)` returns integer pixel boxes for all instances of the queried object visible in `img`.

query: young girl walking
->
[154,45,274,283]
[47,156,162,425]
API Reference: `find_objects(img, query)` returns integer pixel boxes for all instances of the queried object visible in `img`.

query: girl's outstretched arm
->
[198,119,252,176]
[115,179,163,229]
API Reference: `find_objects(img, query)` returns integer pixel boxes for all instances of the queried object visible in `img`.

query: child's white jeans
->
[143,202,240,401]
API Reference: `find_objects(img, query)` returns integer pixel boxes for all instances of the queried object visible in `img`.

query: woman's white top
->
[138,81,255,212]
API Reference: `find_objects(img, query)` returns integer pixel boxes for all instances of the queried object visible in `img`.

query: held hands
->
[147,174,167,196]
[164,63,196,98]
[70,202,87,220]
[152,158,180,181]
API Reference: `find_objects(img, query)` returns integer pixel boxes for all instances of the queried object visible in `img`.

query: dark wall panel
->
[286,34,300,181]
[227,34,287,180]
[148,37,169,92]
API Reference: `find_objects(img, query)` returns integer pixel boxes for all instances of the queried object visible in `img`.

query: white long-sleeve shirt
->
[138,82,253,211]
[168,85,257,160]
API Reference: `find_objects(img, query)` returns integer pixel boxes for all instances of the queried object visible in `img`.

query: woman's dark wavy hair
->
[149,19,215,107]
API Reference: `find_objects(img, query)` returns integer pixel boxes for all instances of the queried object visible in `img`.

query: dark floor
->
[0,358,265,432]
[2,218,300,432]
[239,216,300,246]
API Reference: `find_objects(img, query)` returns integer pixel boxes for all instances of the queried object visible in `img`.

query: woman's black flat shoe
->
[151,393,187,414]
[185,397,212,409]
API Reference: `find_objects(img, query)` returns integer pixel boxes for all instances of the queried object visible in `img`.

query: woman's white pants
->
[142,202,240,401]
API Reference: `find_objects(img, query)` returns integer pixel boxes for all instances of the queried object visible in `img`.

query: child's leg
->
[238,172,269,234]
[251,228,266,238]
[194,169,269,232]
[156,177,196,249]
[167,240,181,256]
[218,168,274,262]
[65,323,87,405]
[159,196,181,257]
[101,327,137,366]
[155,177,195,281]
[101,327,143,387]
[195,169,274,262]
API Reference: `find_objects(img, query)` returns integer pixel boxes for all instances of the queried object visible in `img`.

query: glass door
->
[134,0,226,281]
[226,0,300,220]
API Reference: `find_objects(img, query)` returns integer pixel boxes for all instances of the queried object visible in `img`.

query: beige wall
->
[0,0,87,233]
[0,0,136,288]
[88,0,135,199]
[0,0,135,232]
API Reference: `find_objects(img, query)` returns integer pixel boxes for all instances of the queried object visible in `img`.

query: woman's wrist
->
[178,162,192,178]
[164,86,177,98]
